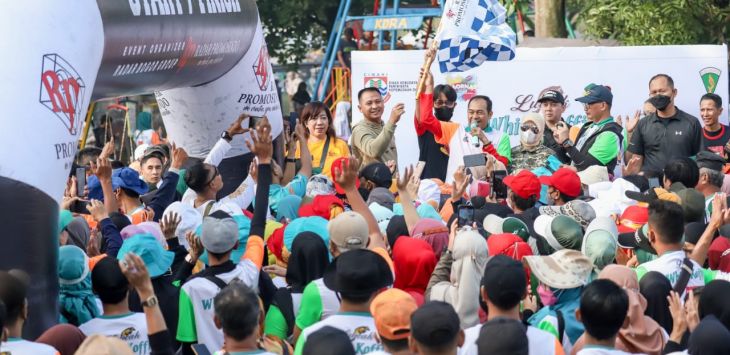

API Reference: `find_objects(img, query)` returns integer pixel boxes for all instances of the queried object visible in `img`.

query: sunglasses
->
[520,125,539,134]
[205,166,220,186]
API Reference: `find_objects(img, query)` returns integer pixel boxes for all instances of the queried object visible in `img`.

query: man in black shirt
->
[700,93,728,157]
[538,86,571,163]
[337,27,358,69]
[627,74,702,178]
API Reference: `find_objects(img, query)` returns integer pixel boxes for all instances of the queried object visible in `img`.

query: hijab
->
[698,280,730,330]
[598,265,665,355]
[429,229,489,328]
[386,215,409,248]
[708,236,730,272]
[639,271,673,333]
[411,218,449,258]
[688,315,730,355]
[276,195,302,222]
[520,112,545,148]
[392,237,437,305]
[36,324,86,355]
[286,233,330,293]
[58,245,100,326]
[63,217,90,249]
[366,187,395,211]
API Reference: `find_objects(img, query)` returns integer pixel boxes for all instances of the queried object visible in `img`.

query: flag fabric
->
[436,0,516,73]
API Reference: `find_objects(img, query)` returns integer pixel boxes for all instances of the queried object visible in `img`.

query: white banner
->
[0,0,105,201]
[157,17,283,159]
[352,45,729,171]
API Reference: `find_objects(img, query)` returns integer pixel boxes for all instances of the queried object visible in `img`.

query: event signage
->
[363,16,425,31]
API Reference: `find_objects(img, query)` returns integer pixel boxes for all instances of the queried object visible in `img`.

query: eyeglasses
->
[205,166,219,186]
[520,125,539,134]
[582,102,604,110]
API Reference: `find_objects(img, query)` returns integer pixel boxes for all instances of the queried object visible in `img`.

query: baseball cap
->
[200,213,239,253]
[116,234,174,277]
[323,249,393,297]
[487,233,533,260]
[410,301,461,347]
[676,188,706,223]
[370,288,418,340]
[483,215,530,241]
[359,162,393,189]
[617,224,657,254]
[582,217,619,272]
[328,211,369,252]
[539,168,581,198]
[481,255,527,307]
[575,83,613,105]
[577,165,610,186]
[625,187,682,204]
[523,249,593,289]
[537,89,565,105]
[330,158,360,194]
[696,151,725,172]
[708,237,730,272]
[142,145,166,162]
[539,200,596,229]
[617,205,648,234]
[476,317,529,355]
[503,170,541,199]
[534,214,583,251]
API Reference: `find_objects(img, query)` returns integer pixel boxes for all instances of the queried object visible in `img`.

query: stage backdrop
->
[351,45,728,171]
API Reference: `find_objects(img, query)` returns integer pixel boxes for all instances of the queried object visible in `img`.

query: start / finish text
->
[127,0,242,16]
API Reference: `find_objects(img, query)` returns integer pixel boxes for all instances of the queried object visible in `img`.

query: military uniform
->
[510,145,556,172]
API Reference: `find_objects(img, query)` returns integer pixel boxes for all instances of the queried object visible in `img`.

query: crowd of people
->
[1,48,730,355]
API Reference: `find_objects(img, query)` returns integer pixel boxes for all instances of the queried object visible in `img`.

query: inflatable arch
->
[0,0,281,337]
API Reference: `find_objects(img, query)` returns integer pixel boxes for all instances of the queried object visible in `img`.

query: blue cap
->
[113,168,148,196]
[117,233,174,277]
[575,83,613,105]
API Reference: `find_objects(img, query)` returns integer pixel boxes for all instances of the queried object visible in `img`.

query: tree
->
[535,0,567,38]
[574,0,729,46]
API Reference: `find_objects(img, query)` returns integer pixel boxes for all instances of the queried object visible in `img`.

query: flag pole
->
[416,15,444,98]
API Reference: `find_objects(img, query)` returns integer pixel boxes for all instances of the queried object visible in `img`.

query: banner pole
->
[415,40,438,97]
[79,101,96,149]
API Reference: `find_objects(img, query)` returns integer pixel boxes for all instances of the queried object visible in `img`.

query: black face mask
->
[434,106,454,121]
[649,94,672,111]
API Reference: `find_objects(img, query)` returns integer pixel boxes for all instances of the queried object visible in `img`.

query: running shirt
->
[294,312,383,355]
[445,124,511,183]
[295,278,341,331]
[0,338,58,355]
[459,323,565,355]
[177,259,260,354]
[263,293,304,340]
[575,117,621,166]
[79,312,150,355]
[635,250,706,295]
[701,124,730,155]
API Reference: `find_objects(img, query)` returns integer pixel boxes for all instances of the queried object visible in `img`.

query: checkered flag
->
[435,0,516,73]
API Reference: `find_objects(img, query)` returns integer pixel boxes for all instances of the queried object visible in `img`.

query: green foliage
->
[575,0,729,45]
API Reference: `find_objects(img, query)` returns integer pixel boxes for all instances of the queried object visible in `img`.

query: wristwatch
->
[142,295,158,308]
[285,158,298,163]
[221,130,233,142]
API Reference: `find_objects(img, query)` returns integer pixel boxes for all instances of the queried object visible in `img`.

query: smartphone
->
[248,116,263,129]
[492,170,508,199]
[69,199,90,214]
[288,112,299,135]
[457,205,476,228]
[473,181,491,197]
[463,153,487,168]
[191,344,212,355]
[76,167,87,197]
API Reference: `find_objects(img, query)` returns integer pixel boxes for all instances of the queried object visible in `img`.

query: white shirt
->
[636,250,705,296]
[79,312,150,355]
[0,338,58,355]
[296,312,383,355]
[577,346,643,355]
[445,124,508,183]
[459,323,561,355]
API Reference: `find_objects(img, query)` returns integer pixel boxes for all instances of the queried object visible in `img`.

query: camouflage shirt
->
[510,144,556,172]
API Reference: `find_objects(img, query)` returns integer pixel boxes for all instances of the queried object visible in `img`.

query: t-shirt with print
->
[177,260,260,354]
[459,323,565,355]
[294,278,341,331]
[0,338,59,355]
[79,312,150,355]
[294,312,383,355]
[295,138,351,179]
[213,350,278,355]
[635,250,706,296]
[576,346,637,355]
[702,124,730,155]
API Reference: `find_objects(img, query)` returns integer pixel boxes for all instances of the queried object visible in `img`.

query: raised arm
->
[334,156,386,250]
[205,114,250,166]
[242,117,274,269]
[353,103,404,157]
[395,165,421,234]
[691,193,730,265]
[91,157,118,216]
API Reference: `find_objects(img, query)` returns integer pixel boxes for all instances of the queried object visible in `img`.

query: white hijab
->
[429,228,488,328]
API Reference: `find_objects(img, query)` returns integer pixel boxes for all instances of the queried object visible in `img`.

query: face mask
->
[649,94,672,111]
[434,106,454,121]
[537,284,559,306]
[520,130,538,145]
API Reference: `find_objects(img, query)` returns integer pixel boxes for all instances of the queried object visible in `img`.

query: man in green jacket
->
[351,87,404,169]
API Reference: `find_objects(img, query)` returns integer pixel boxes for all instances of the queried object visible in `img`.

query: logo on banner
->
[446,74,477,101]
[253,45,271,91]
[700,67,721,93]
[364,74,391,102]
[39,54,86,135]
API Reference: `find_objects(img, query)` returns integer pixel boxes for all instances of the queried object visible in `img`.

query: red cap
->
[617,205,648,234]
[539,168,581,198]
[331,157,360,194]
[503,170,541,199]
[708,237,730,272]
[487,233,533,259]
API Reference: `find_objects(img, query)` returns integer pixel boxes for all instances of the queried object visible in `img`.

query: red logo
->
[253,45,271,91]
[446,9,455,18]
[363,74,391,102]
[39,54,86,135]
[177,36,197,72]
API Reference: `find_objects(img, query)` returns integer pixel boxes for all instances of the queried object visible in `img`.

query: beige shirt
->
[351,119,398,168]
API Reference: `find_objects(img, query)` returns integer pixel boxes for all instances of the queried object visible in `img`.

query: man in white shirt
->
[459,255,564,355]
[79,257,150,355]
[575,279,633,355]
[0,271,58,355]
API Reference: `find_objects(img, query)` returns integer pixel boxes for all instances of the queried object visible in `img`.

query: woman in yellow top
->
[295,102,350,179]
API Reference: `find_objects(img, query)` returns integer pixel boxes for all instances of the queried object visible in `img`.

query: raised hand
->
[333,156,360,193]
[86,199,109,222]
[248,158,258,182]
[227,113,251,137]
[100,137,115,160]
[395,165,413,193]
[87,228,102,257]
[160,212,181,240]
[388,103,406,125]
[451,166,471,201]
[185,231,203,263]
[685,291,700,332]
[406,171,420,199]
[667,291,687,343]
[246,117,273,164]
[626,110,641,133]
[119,253,154,296]
[262,265,287,278]
[553,122,570,145]
[91,156,112,182]
[170,143,189,170]
[623,156,642,176]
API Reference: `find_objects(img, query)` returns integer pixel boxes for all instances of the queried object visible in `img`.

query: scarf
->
[286,233,329,293]
[366,187,395,211]
[58,245,100,326]
[276,195,302,222]
[411,218,449,259]
[599,265,665,354]
[386,215,409,249]
[392,237,437,305]
[530,287,584,345]
[639,271,673,333]
[688,315,730,355]
[64,217,90,249]
[520,112,546,149]
[698,280,730,330]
